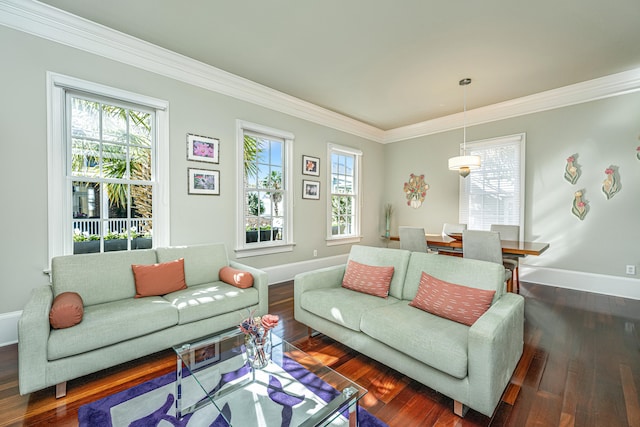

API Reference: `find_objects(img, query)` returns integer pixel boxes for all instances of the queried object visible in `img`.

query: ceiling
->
[37,0,640,131]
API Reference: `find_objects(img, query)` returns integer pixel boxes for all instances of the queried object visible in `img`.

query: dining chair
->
[462,230,513,292]
[398,226,428,252]
[490,224,521,294]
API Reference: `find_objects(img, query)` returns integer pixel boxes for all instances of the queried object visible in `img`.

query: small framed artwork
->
[302,155,320,176]
[302,180,320,200]
[188,168,220,195]
[190,341,220,370]
[187,133,219,164]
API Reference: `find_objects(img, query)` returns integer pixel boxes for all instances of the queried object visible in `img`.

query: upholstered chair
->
[462,229,513,292]
[398,226,428,252]
[490,224,521,293]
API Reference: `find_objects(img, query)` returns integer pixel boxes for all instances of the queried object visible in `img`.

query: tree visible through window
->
[69,94,155,254]
[328,144,361,242]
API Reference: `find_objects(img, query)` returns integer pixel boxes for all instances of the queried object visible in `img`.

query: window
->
[327,143,362,245]
[236,120,294,257]
[47,73,169,261]
[459,133,525,238]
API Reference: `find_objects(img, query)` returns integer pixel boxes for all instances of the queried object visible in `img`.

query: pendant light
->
[448,78,480,177]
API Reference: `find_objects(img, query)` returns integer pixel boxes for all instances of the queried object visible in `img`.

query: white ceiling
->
[36,0,640,131]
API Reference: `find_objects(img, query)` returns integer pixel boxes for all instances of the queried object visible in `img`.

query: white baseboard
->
[0,311,20,347]
[263,254,349,285]
[520,264,640,300]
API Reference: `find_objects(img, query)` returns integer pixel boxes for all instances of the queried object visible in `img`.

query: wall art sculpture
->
[601,166,621,199]
[403,173,429,209]
[564,154,581,184]
[571,190,588,220]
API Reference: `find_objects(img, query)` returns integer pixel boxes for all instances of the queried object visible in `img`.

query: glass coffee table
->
[172,328,367,426]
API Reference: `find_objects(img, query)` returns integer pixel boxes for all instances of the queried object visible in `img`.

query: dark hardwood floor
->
[2,281,639,426]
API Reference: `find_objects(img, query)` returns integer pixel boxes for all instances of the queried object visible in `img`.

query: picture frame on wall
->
[188,168,220,195]
[187,133,219,164]
[302,180,320,200]
[302,155,320,176]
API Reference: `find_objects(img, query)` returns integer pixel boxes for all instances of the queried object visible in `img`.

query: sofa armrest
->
[18,285,54,395]
[229,261,269,316]
[467,292,524,416]
[293,264,346,313]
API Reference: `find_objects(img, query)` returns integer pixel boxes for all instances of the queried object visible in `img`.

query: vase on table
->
[245,332,271,369]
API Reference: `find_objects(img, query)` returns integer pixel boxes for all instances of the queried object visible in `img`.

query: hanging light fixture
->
[448,78,481,178]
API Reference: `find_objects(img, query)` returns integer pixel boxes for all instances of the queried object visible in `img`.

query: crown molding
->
[2,0,640,145]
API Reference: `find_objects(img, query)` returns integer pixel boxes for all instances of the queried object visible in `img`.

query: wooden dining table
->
[388,233,549,257]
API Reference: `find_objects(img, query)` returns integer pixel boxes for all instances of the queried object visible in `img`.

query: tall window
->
[236,120,293,256]
[48,73,169,260]
[327,143,362,244]
[459,133,525,238]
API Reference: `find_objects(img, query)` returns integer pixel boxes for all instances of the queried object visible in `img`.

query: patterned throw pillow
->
[409,272,495,326]
[341,260,394,298]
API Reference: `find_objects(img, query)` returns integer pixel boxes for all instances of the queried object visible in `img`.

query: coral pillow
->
[49,292,84,329]
[341,260,394,298]
[131,258,187,298]
[219,266,254,289]
[410,272,495,326]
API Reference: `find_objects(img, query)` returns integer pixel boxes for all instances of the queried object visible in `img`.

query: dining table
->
[388,233,549,257]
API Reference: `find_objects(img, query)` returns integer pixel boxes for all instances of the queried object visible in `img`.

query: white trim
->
[520,264,640,300]
[2,0,640,144]
[0,311,20,347]
[262,254,349,285]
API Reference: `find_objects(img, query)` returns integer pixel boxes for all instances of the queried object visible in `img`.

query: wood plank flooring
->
[1,281,639,426]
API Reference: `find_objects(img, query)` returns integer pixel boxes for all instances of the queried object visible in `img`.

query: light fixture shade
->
[448,155,481,170]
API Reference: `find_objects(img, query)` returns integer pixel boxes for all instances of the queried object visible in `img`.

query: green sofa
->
[18,243,268,397]
[294,245,524,417]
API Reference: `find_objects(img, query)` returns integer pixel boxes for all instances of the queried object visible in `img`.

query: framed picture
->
[302,155,320,176]
[190,341,220,370]
[188,168,220,195]
[187,133,219,164]
[302,180,320,200]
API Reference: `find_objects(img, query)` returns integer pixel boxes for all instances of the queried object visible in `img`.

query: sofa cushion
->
[49,292,84,329]
[51,249,158,306]
[300,288,400,331]
[402,252,505,302]
[156,243,229,287]
[163,281,259,325]
[347,245,410,300]
[410,272,495,326]
[47,296,178,360]
[219,266,254,289]
[131,258,187,298]
[341,260,394,298]
[361,302,470,379]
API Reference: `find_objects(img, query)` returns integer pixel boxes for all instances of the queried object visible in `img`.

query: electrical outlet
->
[626,265,636,275]
[313,250,317,257]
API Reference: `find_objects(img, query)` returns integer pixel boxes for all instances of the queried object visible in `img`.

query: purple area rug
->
[78,355,387,427]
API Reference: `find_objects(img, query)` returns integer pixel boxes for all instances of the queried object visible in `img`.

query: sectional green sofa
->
[18,243,268,397]
[294,245,524,417]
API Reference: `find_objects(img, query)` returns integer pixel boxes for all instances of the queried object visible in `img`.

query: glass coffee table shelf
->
[172,328,367,426]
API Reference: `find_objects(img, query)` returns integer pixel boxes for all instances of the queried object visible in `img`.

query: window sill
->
[326,236,362,246]
[234,243,295,258]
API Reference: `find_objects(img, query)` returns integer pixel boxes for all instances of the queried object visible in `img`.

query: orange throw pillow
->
[410,272,495,326]
[49,292,84,329]
[219,266,254,289]
[341,260,394,298]
[131,258,187,298]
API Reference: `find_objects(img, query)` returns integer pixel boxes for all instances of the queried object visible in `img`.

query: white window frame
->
[326,143,362,246]
[46,72,170,265]
[235,120,294,257]
[458,133,526,240]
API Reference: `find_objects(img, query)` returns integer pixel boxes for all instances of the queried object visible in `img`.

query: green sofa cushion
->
[361,301,470,379]
[47,296,178,360]
[301,288,401,331]
[156,243,229,287]
[163,281,259,325]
